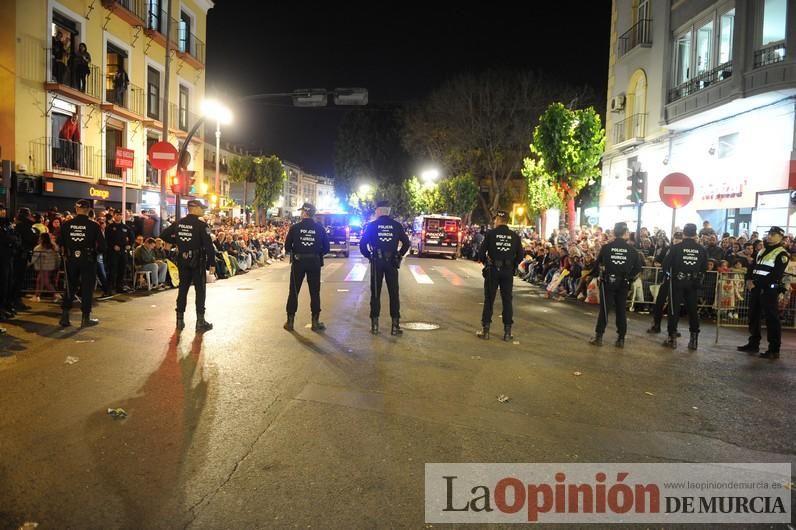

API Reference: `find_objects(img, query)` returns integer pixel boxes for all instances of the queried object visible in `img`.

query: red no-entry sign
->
[148,141,179,171]
[659,172,694,209]
[114,146,134,169]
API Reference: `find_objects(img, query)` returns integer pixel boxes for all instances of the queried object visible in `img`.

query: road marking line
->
[323,262,343,277]
[408,264,434,284]
[436,266,464,286]
[344,263,368,282]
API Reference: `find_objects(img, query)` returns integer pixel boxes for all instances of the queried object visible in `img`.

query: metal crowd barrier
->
[20,249,136,298]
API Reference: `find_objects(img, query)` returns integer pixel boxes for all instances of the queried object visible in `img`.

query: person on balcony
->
[51,31,68,84]
[74,43,91,93]
[58,114,81,171]
[112,65,129,106]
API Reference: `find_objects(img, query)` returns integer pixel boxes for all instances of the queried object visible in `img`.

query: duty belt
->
[180,250,196,259]
[294,253,318,260]
[375,250,394,259]
[675,272,699,281]
[492,259,512,268]
[70,248,95,259]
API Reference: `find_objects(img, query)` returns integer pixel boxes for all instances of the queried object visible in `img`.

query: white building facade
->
[601,0,796,236]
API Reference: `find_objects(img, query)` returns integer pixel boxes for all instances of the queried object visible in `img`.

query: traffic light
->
[178,170,196,195]
[626,170,647,203]
[170,173,180,194]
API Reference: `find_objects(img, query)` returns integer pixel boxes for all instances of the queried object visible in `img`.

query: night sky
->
[206,2,613,176]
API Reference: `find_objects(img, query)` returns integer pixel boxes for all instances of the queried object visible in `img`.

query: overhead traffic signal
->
[170,173,181,195]
[626,170,647,204]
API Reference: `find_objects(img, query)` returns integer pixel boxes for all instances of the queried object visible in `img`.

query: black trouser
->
[595,279,628,337]
[748,286,781,351]
[370,258,400,318]
[286,257,321,316]
[108,249,128,292]
[0,256,11,310]
[176,263,206,315]
[667,278,700,335]
[481,266,514,326]
[651,279,669,326]
[12,254,29,304]
[63,255,95,314]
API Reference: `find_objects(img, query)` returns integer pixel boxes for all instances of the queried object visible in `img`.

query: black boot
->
[59,309,71,327]
[663,334,677,349]
[759,349,780,360]
[370,318,379,335]
[390,318,402,336]
[646,323,661,333]
[311,314,326,332]
[614,336,625,348]
[196,313,213,332]
[589,334,603,346]
[176,312,185,331]
[476,325,490,340]
[737,342,759,354]
[503,325,513,341]
[283,314,295,331]
[81,313,99,327]
[688,332,698,350]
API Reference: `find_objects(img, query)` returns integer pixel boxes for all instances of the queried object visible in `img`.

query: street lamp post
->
[201,99,233,198]
[214,119,221,196]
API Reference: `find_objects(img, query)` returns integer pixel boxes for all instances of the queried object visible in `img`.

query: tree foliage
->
[522,157,561,216]
[253,155,287,211]
[439,173,479,219]
[228,155,256,184]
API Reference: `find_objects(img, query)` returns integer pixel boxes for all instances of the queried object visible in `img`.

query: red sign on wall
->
[114,147,135,169]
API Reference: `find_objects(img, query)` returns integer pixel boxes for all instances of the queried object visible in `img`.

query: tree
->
[522,156,561,238]
[253,155,287,223]
[404,176,444,215]
[530,103,605,235]
[401,70,594,220]
[228,154,256,222]
[439,173,479,222]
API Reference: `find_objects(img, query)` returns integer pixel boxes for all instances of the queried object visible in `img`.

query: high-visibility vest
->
[751,245,788,278]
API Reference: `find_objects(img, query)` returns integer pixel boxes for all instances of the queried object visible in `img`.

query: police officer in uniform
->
[477,210,523,341]
[57,199,106,327]
[662,223,707,350]
[284,202,330,332]
[106,209,134,294]
[0,205,16,321]
[360,200,411,336]
[160,199,215,332]
[589,222,642,348]
[12,208,37,311]
[738,226,789,359]
[647,232,682,334]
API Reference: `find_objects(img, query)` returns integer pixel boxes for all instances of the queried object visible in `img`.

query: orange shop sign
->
[89,186,110,200]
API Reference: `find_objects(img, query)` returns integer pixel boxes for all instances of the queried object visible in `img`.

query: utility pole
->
[159,0,173,230]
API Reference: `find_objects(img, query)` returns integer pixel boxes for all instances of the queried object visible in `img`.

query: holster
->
[178,249,200,268]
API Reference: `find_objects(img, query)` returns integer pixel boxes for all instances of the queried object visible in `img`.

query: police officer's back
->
[588,222,641,347]
[106,209,134,294]
[57,199,106,327]
[283,202,330,332]
[360,200,410,335]
[160,200,215,332]
[0,205,14,320]
[477,210,522,341]
[662,223,707,349]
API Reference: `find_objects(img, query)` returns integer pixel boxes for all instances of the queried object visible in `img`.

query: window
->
[178,84,189,131]
[761,0,787,45]
[148,0,162,33]
[106,43,128,107]
[51,12,79,86]
[105,118,125,180]
[636,0,650,22]
[147,66,161,120]
[146,133,160,186]
[696,20,713,75]
[675,32,691,85]
[719,9,735,64]
[52,100,80,172]
[179,11,192,54]
[718,133,739,159]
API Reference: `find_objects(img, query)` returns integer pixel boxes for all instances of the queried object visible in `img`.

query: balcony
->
[101,152,141,185]
[101,77,145,119]
[617,19,652,58]
[668,61,733,103]
[612,113,647,147]
[169,102,203,141]
[754,42,786,68]
[145,9,179,48]
[29,137,100,179]
[176,30,206,69]
[44,48,102,104]
[101,0,147,27]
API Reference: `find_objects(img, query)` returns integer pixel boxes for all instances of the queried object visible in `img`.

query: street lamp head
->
[358,184,372,195]
[201,98,233,125]
[421,169,439,183]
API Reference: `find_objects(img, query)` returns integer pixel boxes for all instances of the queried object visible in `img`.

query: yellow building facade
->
[1,0,212,214]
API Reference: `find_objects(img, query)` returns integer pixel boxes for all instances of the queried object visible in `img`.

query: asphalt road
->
[1,250,794,529]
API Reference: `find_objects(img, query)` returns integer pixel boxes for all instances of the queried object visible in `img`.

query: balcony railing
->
[146,9,180,46]
[177,29,206,65]
[169,102,203,137]
[668,61,733,103]
[102,152,142,184]
[45,48,102,100]
[612,113,647,144]
[754,42,786,68]
[145,160,159,186]
[618,18,652,57]
[102,0,147,24]
[29,137,99,178]
[104,76,145,116]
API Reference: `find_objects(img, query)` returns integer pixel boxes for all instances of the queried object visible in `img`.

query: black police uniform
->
[662,237,707,349]
[57,210,106,326]
[284,214,330,330]
[0,211,15,318]
[478,222,523,340]
[740,236,789,358]
[12,214,37,308]
[106,217,134,293]
[360,214,410,335]
[160,209,215,331]
[590,234,642,346]
[648,245,672,333]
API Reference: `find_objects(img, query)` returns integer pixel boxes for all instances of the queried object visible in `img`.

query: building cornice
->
[192,0,215,14]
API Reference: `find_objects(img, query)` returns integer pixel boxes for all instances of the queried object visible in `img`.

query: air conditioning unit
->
[610,93,626,112]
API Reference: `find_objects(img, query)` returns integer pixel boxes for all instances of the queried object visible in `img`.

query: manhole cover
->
[401,322,440,331]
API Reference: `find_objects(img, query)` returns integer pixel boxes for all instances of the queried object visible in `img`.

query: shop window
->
[106,43,129,107]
